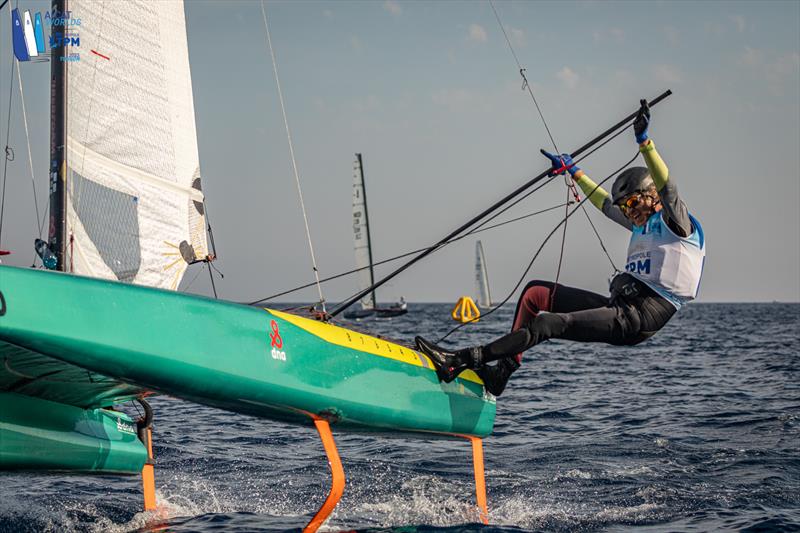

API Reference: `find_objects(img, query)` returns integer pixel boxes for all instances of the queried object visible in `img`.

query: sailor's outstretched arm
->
[639,139,692,237]
[573,169,633,230]
[540,149,632,230]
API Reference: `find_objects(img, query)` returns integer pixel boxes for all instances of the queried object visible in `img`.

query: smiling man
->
[415,100,706,397]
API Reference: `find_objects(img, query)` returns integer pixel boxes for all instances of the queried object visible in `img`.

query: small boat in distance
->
[475,240,492,309]
[345,153,407,319]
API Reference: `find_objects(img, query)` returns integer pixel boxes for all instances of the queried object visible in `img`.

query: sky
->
[0,0,798,305]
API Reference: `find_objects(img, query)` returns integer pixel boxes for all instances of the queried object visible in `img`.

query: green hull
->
[0,392,147,473]
[0,266,494,458]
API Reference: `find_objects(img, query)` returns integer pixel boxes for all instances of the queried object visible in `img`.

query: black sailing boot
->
[475,358,520,397]
[415,336,483,383]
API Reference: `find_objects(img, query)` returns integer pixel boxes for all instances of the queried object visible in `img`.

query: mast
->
[48,0,68,271]
[356,153,377,307]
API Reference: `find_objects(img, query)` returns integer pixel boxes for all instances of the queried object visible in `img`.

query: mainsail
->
[63,0,207,290]
[475,240,492,309]
[352,153,375,310]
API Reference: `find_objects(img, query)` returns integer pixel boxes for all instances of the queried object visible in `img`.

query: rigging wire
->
[437,150,639,343]
[181,262,206,292]
[249,201,570,305]
[0,46,16,247]
[300,173,564,310]
[551,185,571,308]
[488,0,618,301]
[15,59,43,240]
[488,0,560,155]
[260,0,327,313]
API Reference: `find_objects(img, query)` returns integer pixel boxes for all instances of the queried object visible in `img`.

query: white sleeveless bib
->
[624,211,705,309]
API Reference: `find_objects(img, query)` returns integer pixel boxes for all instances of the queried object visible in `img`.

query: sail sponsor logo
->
[116,418,136,435]
[11,7,82,63]
[269,319,287,361]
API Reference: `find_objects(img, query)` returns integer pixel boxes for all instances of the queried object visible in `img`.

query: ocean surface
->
[1,303,798,532]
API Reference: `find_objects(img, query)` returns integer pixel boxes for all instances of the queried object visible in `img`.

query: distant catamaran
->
[345,153,408,319]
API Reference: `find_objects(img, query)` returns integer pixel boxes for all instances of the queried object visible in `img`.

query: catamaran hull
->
[0,392,147,473]
[0,266,494,442]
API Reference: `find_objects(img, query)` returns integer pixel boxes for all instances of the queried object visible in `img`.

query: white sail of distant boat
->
[346,153,407,319]
[351,153,376,315]
[475,240,492,309]
[65,0,208,290]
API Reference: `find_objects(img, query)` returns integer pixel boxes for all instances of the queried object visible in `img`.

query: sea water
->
[1,303,798,532]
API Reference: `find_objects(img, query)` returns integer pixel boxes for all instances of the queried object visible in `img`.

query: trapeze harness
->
[482,209,706,364]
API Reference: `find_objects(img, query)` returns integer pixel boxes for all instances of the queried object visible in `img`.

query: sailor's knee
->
[531,312,568,337]
[520,282,553,312]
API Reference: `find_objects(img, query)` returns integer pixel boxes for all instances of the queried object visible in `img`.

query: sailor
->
[416,100,705,396]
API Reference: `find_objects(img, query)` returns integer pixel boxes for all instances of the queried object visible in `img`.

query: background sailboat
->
[345,153,407,319]
[475,240,492,309]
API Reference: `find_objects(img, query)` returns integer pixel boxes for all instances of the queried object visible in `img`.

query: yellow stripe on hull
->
[268,309,483,385]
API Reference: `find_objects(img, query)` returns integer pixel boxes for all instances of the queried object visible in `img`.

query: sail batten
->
[64,0,207,290]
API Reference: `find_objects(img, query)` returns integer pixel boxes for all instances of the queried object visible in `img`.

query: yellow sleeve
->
[640,140,669,190]
[574,173,610,211]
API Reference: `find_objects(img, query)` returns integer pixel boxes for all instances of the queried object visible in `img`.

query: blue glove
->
[634,99,650,144]
[540,149,580,177]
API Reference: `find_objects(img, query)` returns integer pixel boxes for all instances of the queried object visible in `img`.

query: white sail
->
[475,240,492,309]
[352,154,375,310]
[23,11,38,57]
[65,0,207,290]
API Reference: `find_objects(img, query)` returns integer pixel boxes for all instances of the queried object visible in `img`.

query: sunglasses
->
[618,193,645,211]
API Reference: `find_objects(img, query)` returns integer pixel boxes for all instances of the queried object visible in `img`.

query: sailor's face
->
[620,193,657,226]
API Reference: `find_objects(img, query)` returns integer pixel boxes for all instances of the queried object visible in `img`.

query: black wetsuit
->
[481,275,676,366]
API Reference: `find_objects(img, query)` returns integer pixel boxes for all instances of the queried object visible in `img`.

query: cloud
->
[509,27,526,48]
[738,47,799,96]
[740,46,762,67]
[610,28,625,42]
[323,9,333,19]
[556,66,579,89]
[468,24,488,43]
[730,14,746,33]
[764,51,800,94]
[768,51,800,76]
[384,1,401,16]
[652,64,683,84]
